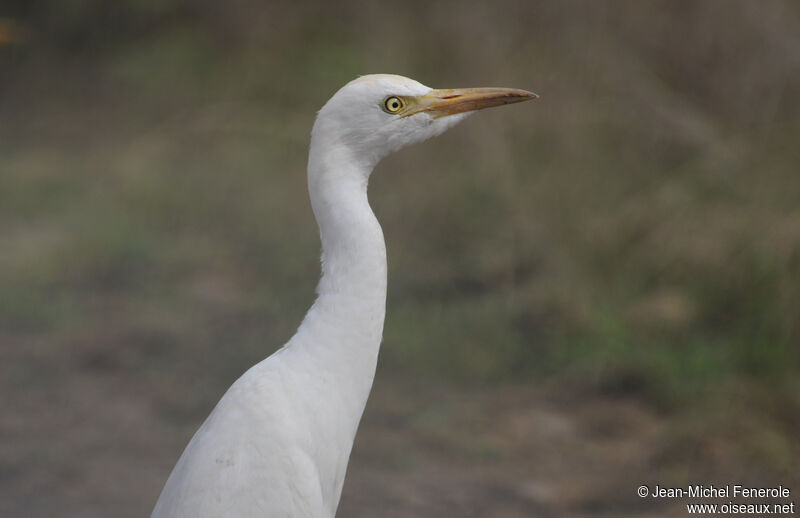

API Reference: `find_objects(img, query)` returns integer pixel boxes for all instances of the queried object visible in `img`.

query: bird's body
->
[151,74,535,518]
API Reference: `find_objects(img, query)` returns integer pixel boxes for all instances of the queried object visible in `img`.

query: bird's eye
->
[383,96,404,114]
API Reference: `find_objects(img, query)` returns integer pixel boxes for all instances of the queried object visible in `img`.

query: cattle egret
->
[151,74,536,518]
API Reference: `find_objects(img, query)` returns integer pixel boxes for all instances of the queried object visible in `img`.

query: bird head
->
[310,74,536,170]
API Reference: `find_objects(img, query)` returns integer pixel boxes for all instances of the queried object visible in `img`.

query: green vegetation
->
[2,0,799,407]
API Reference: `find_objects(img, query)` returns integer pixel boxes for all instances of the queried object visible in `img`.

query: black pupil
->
[391,100,398,109]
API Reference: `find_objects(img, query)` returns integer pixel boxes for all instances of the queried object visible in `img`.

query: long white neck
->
[293,134,387,415]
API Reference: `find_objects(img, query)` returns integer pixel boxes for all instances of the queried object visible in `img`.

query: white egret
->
[151,74,536,518]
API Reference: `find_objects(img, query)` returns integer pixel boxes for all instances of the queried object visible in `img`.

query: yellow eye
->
[383,96,404,113]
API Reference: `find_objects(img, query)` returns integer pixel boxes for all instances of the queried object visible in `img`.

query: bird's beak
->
[405,87,537,118]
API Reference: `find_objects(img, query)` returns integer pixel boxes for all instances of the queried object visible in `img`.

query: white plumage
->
[151,74,535,518]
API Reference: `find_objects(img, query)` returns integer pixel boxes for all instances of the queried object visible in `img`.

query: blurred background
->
[1,1,799,516]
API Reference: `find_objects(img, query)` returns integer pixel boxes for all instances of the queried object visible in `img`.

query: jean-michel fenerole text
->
[651,485,791,499]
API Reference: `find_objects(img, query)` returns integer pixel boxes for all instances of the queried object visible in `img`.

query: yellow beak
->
[405,87,537,118]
